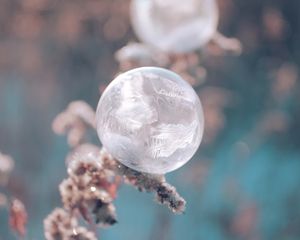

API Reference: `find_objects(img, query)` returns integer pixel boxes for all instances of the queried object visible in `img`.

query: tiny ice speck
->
[96,67,204,174]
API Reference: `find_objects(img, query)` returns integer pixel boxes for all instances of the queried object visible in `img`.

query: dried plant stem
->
[45,101,186,239]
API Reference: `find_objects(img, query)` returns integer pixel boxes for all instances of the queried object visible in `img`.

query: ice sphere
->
[130,0,218,53]
[96,67,204,174]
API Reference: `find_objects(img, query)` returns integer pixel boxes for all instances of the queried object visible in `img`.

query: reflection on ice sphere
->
[96,67,204,174]
[130,0,218,53]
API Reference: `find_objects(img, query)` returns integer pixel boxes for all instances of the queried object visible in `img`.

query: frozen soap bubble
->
[130,0,218,53]
[96,67,204,174]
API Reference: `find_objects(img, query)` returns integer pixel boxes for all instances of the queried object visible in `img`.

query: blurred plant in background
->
[0,153,27,238]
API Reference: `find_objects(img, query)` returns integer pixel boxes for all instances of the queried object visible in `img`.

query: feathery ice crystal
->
[96,67,204,174]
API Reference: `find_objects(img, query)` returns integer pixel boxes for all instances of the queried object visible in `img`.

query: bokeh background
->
[1,0,300,239]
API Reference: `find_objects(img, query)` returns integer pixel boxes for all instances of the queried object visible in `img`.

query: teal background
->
[1,0,300,239]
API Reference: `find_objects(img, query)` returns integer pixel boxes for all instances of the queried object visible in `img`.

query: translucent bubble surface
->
[96,67,204,174]
[131,0,218,53]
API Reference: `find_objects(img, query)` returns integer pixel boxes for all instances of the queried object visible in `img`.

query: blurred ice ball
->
[130,0,218,53]
[96,67,204,174]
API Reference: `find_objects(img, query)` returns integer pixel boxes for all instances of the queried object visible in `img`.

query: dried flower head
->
[44,208,97,240]
[9,198,28,237]
[0,152,14,186]
[60,144,119,226]
[52,101,96,147]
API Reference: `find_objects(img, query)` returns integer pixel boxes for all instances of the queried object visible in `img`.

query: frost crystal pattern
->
[96,67,204,174]
[131,0,218,53]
